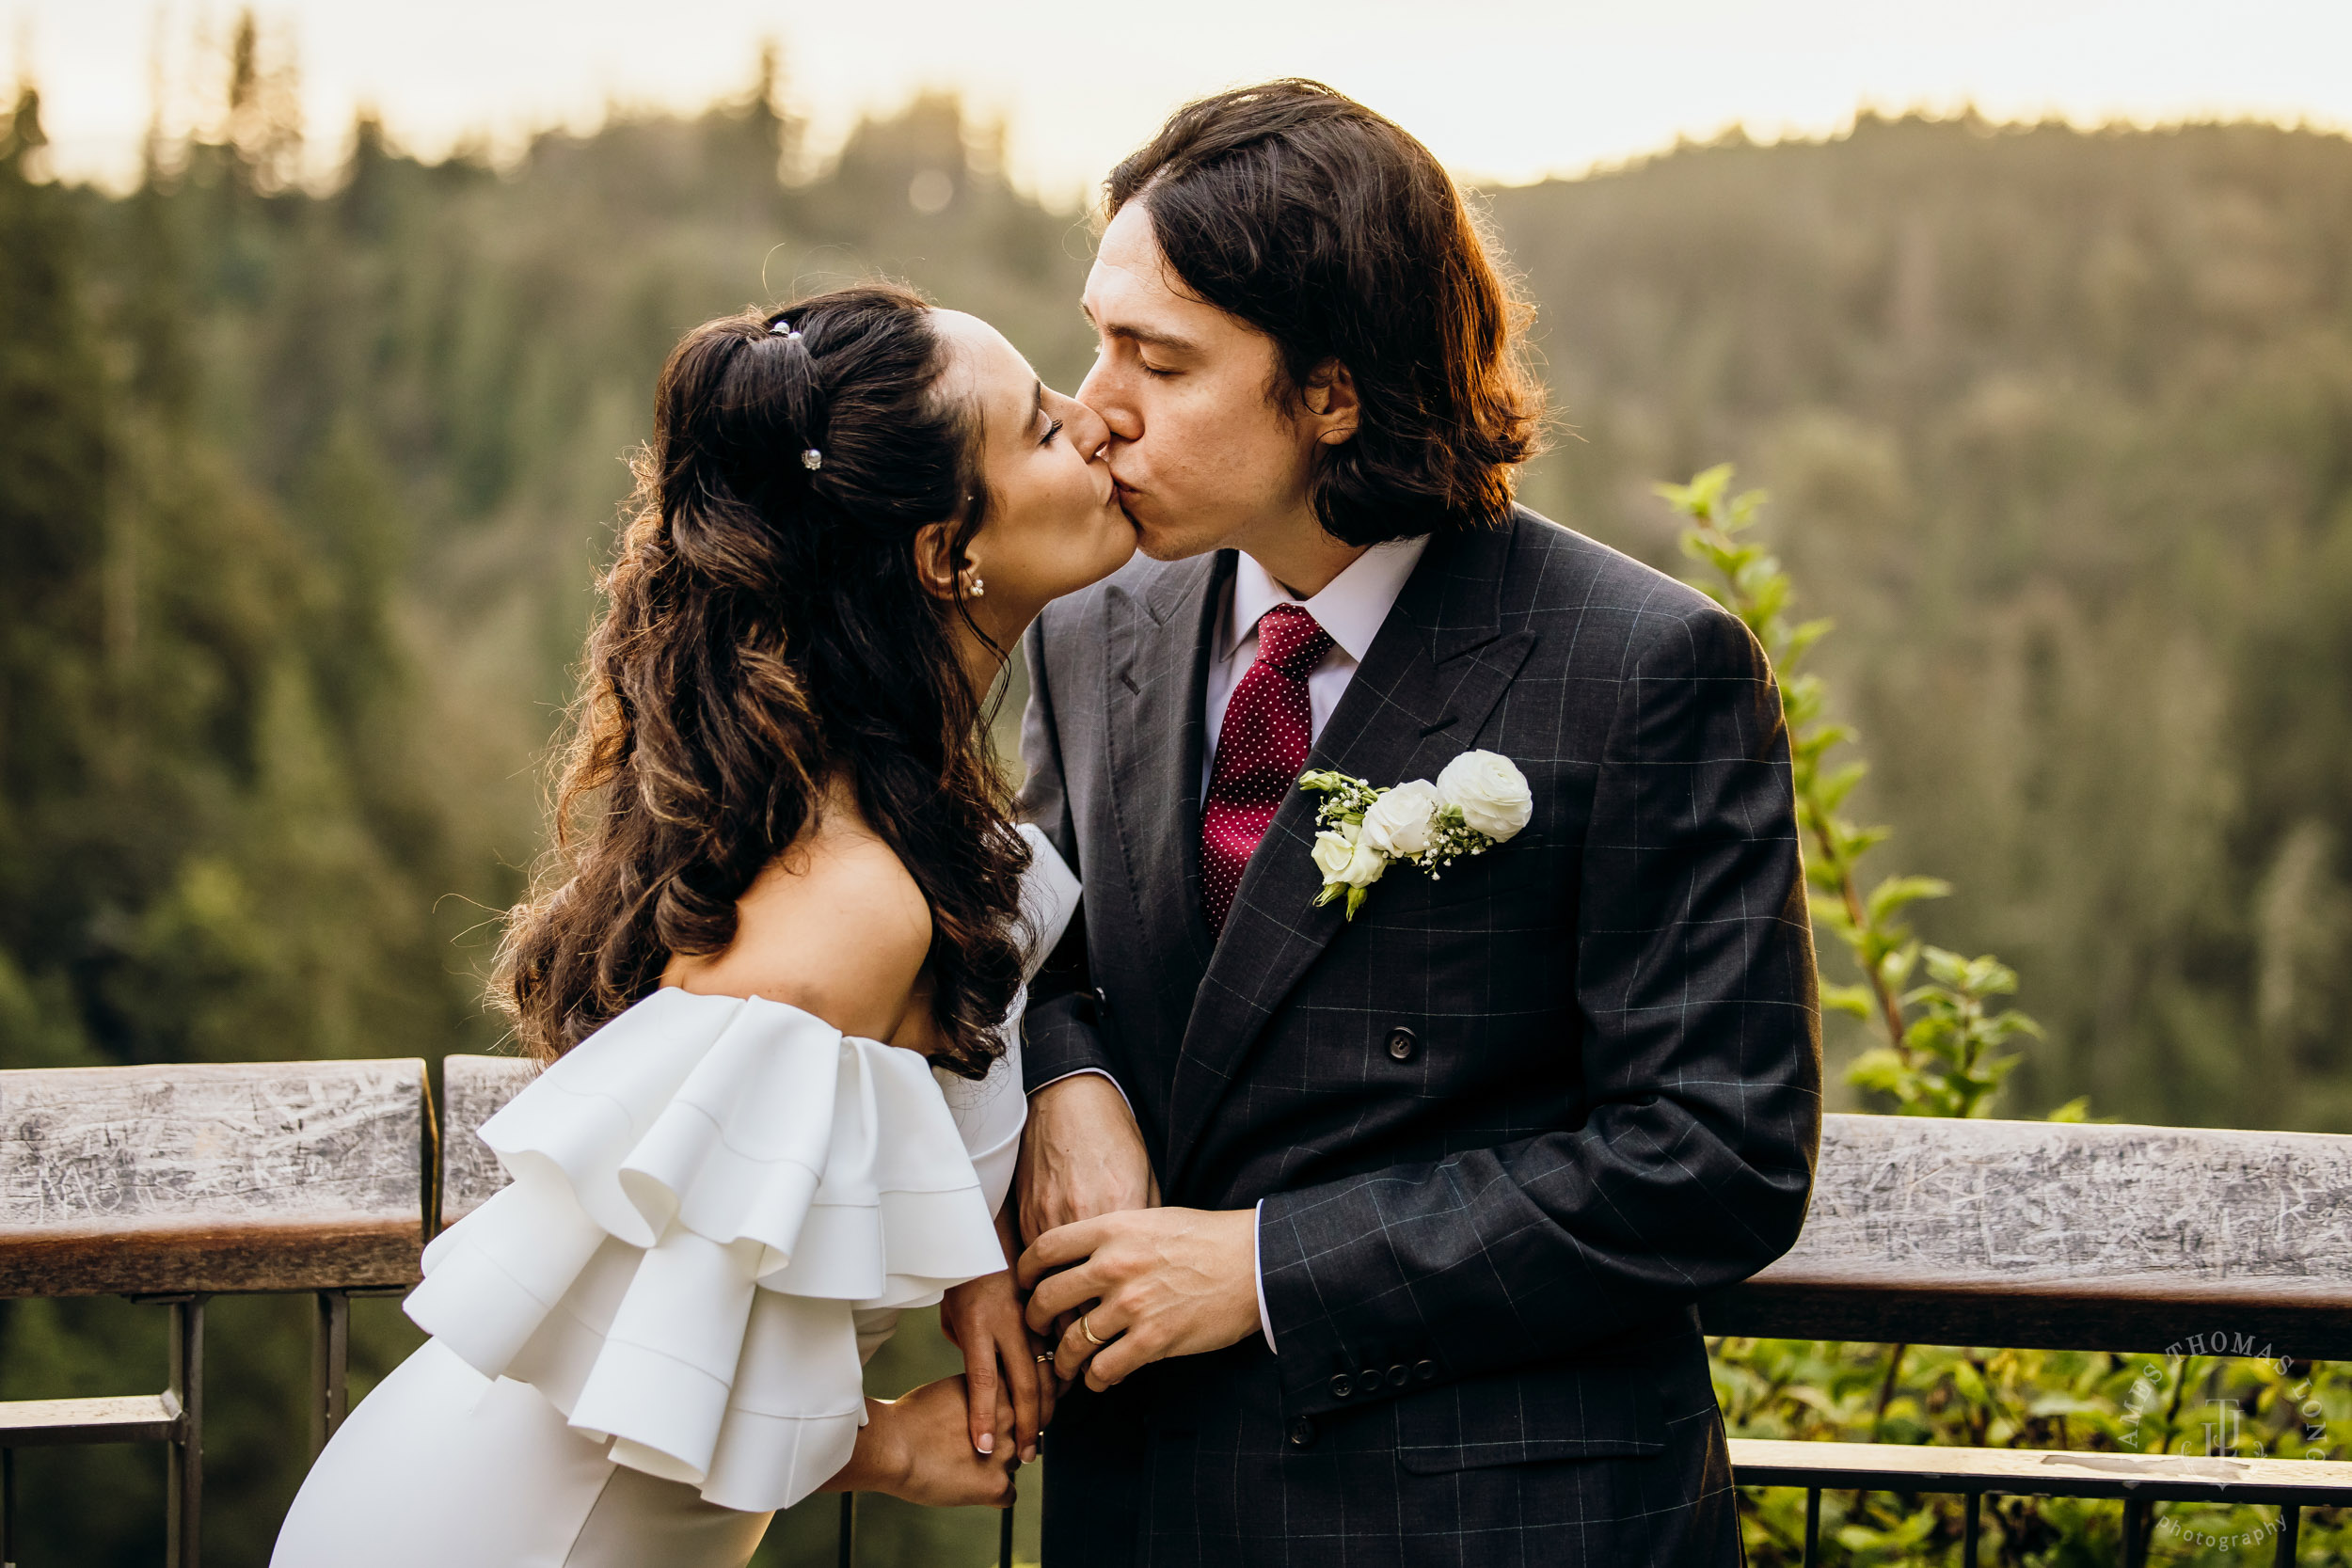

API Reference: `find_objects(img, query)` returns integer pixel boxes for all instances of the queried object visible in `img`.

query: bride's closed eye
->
[1039,416,1064,448]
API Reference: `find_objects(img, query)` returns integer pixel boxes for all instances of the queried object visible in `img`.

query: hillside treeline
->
[0,48,1092,1566]
[1492,116,2352,1130]
[4,40,2351,1565]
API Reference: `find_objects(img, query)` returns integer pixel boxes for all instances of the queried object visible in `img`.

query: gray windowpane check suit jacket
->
[1017,506,1822,1568]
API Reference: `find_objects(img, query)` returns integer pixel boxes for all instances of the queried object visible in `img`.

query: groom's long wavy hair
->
[1108,80,1545,546]
[494,285,1027,1076]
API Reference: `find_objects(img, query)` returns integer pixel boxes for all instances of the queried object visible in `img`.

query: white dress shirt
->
[1037,535,1432,1357]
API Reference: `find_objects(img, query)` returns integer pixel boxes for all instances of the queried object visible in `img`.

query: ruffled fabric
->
[406,826,1080,1514]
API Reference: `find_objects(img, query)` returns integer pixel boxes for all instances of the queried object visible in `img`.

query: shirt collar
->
[1222,534,1432,666]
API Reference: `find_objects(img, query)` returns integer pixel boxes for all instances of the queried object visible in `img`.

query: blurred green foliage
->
[0,32,1071,1565]
[5,17,2352,1564]
[1666,467,2346,1562]
[1494,119,2352,1132]
[1665,466,2064,1122]
[1714,1338,2349,1565]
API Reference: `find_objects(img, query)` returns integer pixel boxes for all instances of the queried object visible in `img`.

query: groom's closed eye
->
[1079,304,1200,363]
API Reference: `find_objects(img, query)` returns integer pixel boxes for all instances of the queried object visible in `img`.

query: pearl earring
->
[967,573,986,598]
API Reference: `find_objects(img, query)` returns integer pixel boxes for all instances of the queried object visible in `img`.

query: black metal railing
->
[0,1290,1022,1568]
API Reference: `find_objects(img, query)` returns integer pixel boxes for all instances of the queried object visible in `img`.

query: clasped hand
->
[1019,1205,1259,1390]
[1009,1073,1259,1393]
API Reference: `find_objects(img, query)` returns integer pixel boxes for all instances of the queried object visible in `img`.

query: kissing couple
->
[275,79,1821,1568]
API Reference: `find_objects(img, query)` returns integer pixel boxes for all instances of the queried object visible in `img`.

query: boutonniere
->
[1299,751,1534,919]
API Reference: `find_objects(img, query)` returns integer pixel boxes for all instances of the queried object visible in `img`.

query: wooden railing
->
[1702,1115,2352,1566]
[5,1055,2351,1566]
[0,1059,428,1567]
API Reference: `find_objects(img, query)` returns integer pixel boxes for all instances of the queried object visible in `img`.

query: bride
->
[273,284,1135,1566]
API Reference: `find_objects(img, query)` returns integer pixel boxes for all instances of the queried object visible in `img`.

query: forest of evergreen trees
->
[5,28,2351,1564]
[1494,116,2352,1135]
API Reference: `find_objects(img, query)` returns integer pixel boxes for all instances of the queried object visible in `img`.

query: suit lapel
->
[1102,551,1229,1079]
[1164,522,1536,1192]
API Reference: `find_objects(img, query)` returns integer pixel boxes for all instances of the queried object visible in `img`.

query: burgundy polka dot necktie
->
[1202,604,1334,937]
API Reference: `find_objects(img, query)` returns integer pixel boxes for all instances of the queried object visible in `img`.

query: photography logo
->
[2118,1329,2328,1460]
[2200,1396,2242,1458]
[2115,1328,2331,1553]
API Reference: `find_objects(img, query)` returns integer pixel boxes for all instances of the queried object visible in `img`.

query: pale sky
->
[10,0,2352,201]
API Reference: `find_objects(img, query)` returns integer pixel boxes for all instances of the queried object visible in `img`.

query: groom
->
[1011,81,1820,1565]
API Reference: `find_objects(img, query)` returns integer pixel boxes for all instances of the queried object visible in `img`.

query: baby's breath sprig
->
[1415,808,1489,879]
[1299,769,1379,830]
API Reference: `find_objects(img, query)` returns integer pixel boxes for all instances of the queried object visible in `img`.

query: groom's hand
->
[1016,1072,1156,1244]
[1018,1208,1258,1392]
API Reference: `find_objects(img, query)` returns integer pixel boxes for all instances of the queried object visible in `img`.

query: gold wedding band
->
[1079,1313,1107,1347]
[1035,1354,1054,1363]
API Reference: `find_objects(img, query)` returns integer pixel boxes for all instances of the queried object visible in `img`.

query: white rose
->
[1359,780,1440,858]
[1311,826,1359,883]
[1437,751,1533,840]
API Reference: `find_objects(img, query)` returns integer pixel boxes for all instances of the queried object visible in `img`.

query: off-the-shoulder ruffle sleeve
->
[405,991,1005,1513]
[405,830,1081,1515]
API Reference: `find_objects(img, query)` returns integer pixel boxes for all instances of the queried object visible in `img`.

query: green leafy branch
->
[1850,948,2053,1120]
[1658,465,2069,1121]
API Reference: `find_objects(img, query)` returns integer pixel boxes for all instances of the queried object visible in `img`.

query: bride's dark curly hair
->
[495,284,1027,1076]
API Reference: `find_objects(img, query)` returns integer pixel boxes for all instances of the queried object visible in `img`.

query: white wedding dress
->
[271,827,1079,1568]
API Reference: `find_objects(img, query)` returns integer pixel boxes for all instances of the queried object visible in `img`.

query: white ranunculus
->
[1437,751,1534,840]
[1359,780,1440,858]
[1338,838,1389,889]
[1311,826,1359,883]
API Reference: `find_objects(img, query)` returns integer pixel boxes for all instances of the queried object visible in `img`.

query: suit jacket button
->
[1288,1416,1317,1448]
[1388,1364,1410,1388]
[1092,985,1111,1015]
[1386,1026,1417,1061]
[1328,1373,1353,1399]
[1414,1360,1438,1381]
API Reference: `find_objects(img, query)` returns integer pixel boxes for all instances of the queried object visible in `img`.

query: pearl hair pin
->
[768,323,821,468]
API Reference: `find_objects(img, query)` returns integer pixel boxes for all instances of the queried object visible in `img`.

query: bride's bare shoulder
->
[661,802,930,1041]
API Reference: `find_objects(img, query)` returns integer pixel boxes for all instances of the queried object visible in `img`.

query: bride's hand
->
[939,1209,1054,1462]
[864,1377,1020,1509]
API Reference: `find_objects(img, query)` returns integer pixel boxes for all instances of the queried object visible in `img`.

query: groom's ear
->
[912,520,963,604]
[1299,359,1360,448]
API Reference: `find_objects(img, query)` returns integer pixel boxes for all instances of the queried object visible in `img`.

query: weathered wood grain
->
[0,1393,183,1446]
[438,1054,536,1227]
[11,1055,2352,1376]
[1704,1114,2352,1358]
[0,1060,429,1295]
[1729,1437,2352,1505]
